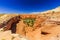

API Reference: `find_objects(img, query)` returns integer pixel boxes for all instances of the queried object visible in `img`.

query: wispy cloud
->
[0,7,21,14]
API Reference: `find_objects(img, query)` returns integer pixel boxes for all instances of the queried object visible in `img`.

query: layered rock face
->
[0,7,60,40]
[41,7,60,40]
[0,14,20,33]
[16,7,60,40]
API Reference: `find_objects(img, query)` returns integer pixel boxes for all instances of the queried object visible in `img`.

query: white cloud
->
[0,6,60,14]
[0,7,21,14]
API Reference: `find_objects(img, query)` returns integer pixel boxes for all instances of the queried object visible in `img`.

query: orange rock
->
[16,20,26,36]
[26,28,41,40]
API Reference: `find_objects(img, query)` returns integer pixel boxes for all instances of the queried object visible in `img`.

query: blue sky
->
[0,0,60,13]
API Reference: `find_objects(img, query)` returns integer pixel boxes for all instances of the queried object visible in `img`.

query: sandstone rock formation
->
[0,7,60,40]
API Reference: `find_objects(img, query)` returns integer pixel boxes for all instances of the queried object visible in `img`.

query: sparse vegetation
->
[23,18,35,27]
